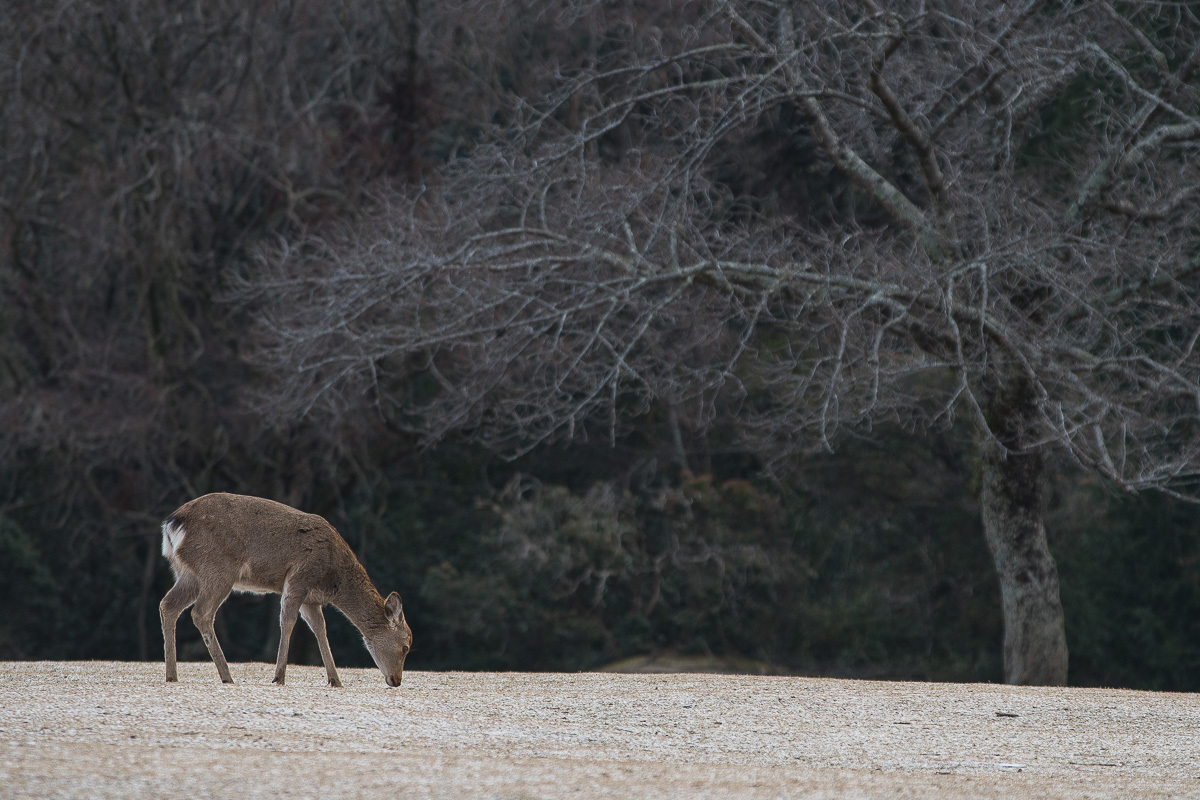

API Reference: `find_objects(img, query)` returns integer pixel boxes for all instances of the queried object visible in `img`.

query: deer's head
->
[365,592,412,687]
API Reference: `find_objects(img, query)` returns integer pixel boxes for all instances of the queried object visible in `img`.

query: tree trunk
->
[979,438,1069,685]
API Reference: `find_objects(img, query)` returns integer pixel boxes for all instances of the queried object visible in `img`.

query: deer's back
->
[162,493,353,597]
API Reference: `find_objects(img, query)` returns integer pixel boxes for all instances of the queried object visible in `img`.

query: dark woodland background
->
[2,0,1199,690]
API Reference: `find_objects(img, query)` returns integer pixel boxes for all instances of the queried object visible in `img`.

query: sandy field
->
[1,661,1197,799]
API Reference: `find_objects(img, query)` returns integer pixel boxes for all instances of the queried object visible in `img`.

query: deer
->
[159,492,412,688]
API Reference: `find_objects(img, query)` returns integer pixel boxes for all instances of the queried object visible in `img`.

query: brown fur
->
[160,493,411,687]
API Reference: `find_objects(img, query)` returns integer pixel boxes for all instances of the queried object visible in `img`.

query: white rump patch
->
[161,520,186,560]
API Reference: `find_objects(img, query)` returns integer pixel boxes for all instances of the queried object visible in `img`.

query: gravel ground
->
[2,661,1198,798]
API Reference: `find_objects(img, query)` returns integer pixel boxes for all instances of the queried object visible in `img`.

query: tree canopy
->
[249,1,1200,684]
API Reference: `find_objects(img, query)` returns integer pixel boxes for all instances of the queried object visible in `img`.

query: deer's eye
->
[402,645,410,654]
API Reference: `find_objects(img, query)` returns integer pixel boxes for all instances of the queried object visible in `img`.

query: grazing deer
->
[159,492,411,687]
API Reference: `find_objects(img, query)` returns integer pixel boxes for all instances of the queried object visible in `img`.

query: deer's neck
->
[331,565,387,635]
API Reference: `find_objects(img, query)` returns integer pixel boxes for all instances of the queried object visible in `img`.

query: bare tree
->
[248,0,1200,685]
[0,0,425,657]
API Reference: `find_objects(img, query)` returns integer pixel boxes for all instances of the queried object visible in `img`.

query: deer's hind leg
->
[300,603,342,687]
[190,582,235,684]
[160,573,201,682]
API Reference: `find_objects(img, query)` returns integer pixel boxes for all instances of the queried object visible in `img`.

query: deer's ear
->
[384,592,404,627]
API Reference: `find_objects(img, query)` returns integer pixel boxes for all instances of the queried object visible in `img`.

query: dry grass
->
[2,661,1197,798]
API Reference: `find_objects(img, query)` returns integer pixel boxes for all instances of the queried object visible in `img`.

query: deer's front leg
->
[300,603,342,687]
[273,587,303,685]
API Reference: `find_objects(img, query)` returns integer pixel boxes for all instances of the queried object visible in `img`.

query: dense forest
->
[2,0,1199,690]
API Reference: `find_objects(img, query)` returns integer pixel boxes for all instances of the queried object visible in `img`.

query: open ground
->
[1,661,1197,798]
